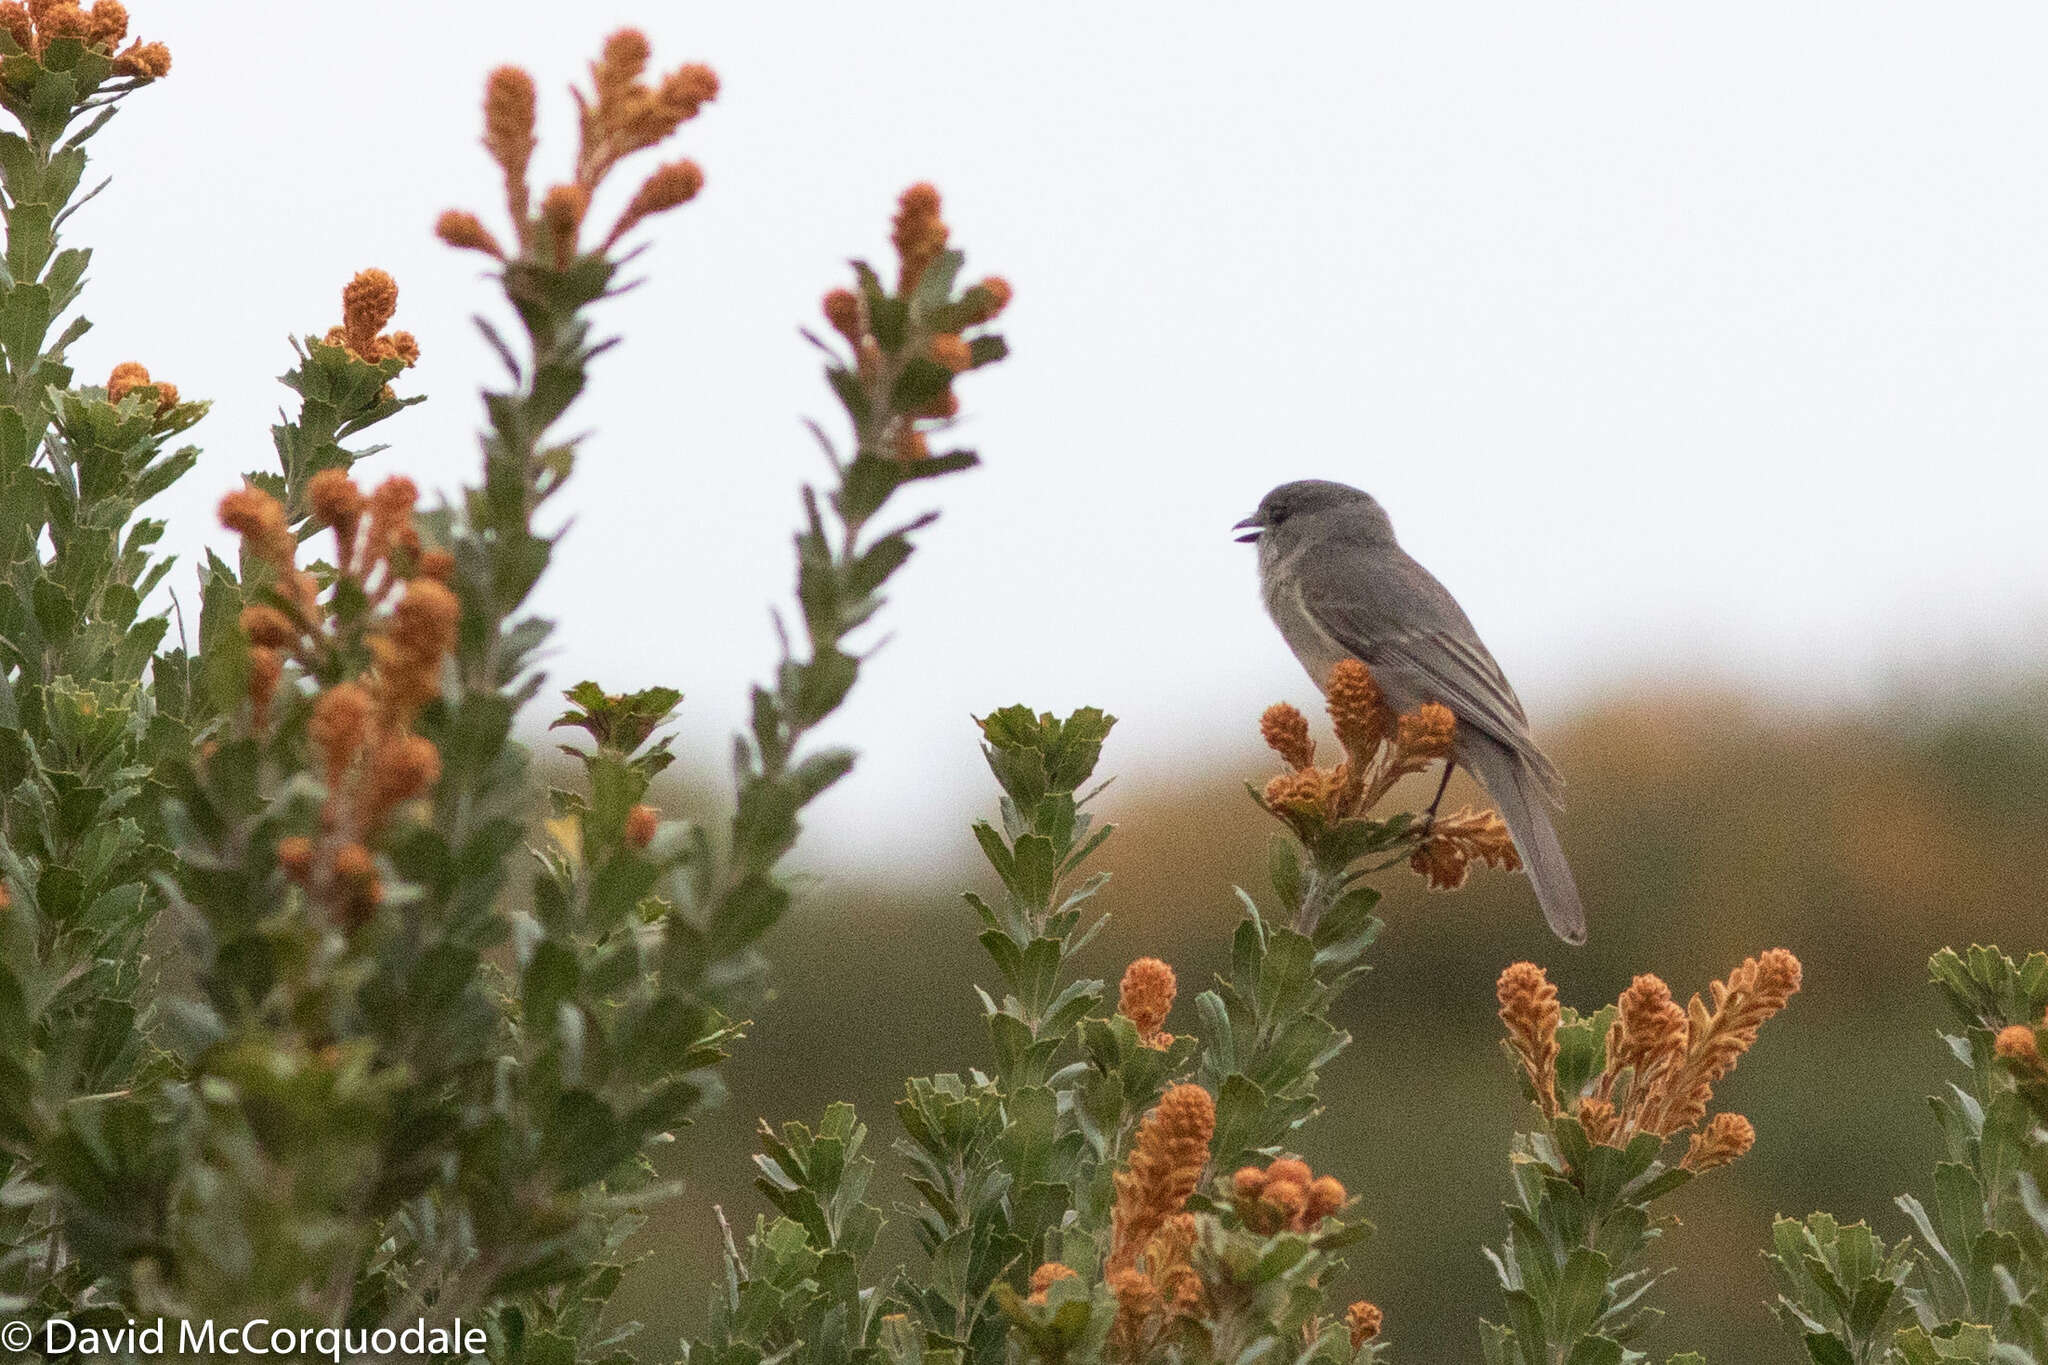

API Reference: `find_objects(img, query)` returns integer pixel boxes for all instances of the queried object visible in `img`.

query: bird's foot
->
[1417,759,1457,840]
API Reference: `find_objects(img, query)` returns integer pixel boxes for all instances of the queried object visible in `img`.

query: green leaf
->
[788,747,856,803]
[1554,1005,1616,1104]
[1933,1162,1987,1253]
[1010,835,1058,909]
[1802,1333,1854,1365]
[522,939,580,1026]
[31,574,73,645]
[1268,835,1302,910]
[1553,1246,1612,1342]
[845,526,919,600]
[1845,1277,1896,1341]
[1209,1072,1271,1171]
[1565,1337,1623,1365]
[971,822,1015,887]
[1502,1289,1549,1365]
[790,647,857,726]
[711,873,790,958]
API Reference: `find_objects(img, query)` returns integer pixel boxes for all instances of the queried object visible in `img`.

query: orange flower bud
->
[604,159,706,247]
[1395,702,1456,760]
[390,578,459,660]
[1345,1302,1383,1347]
[915,388,960,421]
[890,428,930,462]
[86,0,123,45]
[1306,1175,1347,1221]
[341,269,399,359]
[436,209,506,259]
[1680,1112,1757,1173]
[330,842,380,928]
[594,27,650,97]
[0,4,32,53]
[1995,1024,2042,1073]
[247,646,283,723]
[1409,836,1469,890]
[370,474,418,517]
[277,835,315,884]
[1108,1267,1160,1335]
[106,360,177,413]
[332,842,373,885]
[310,683,374,786]
[638,160,705,213]
[961,276,1012,323]
[625,803,659,848]
[1259,702,1315,770]
[1260,1178,1306,1224]
[483,66,537,182]
[1577,1095,1621,1145]
[38,3,87,40]
[539,184,590,267]
[890,182,948,291]
[1108,1084,1214,1273]
[1496,961,1561,1117]
[106,360,150,403]
[308,466,364,539]
[110,37,169,78]
[239,605,296,650]
[657,62,719,119]
[1025,1261,1078,1305]
[822,288,861,342]
[365,733,442,826]
[361,474,419,575]
[1117,957,1177,1041]
[1325,659,1389,758]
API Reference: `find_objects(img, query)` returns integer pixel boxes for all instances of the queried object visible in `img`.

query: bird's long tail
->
[1460,738,1587,945]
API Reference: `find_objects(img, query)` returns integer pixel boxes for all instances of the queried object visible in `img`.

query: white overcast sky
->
[84,4,2048,864]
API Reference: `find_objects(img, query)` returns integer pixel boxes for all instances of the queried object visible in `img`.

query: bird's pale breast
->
[1259,540,1356,696]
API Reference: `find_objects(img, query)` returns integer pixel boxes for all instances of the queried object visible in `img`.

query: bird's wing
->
[1293,547,1565,801]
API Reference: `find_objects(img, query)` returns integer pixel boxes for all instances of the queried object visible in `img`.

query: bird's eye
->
[1267,505,1288,525]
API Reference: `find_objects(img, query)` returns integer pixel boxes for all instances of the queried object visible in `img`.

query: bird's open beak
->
[1232,514,1264,544]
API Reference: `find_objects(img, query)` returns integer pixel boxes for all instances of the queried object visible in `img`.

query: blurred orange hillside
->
[610,678,2048,1365]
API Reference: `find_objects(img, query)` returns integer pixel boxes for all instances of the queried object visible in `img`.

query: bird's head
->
[1233,479,1394,547]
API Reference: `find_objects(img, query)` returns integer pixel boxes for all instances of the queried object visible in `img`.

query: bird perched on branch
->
[1234,479,1586,944]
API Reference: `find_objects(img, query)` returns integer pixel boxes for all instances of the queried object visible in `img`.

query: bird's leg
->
[1419,759,1456,838]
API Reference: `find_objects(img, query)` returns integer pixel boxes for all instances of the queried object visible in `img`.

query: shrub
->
[1768,948,2048,1365]
[0,11,1013,1355]
[0,12,2039,1365]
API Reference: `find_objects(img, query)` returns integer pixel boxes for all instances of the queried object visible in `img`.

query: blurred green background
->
[605,678,2048,1364]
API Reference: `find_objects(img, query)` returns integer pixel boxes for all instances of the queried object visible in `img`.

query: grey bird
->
[1234,479,1587,944]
